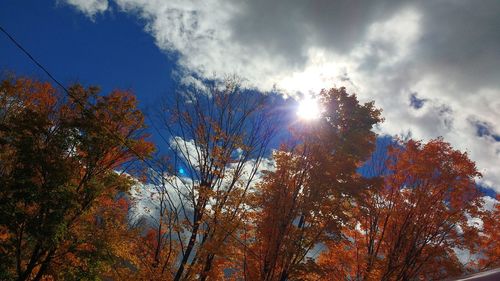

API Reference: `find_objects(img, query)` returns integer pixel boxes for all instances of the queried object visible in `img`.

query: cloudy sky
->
[1,0,499,192]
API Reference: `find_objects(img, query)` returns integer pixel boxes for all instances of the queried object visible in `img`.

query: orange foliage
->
[0,77,153,280]
[476,195,500,270]
[1,77,495,281]
[238,88,382,281]
[317,139,482,281]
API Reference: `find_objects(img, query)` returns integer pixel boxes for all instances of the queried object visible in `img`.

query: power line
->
[0,24,261,264]
[0,24,159,174]
[0,25,69,93]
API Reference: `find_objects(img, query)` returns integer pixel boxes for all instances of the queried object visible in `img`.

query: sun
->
[297,96,321,120]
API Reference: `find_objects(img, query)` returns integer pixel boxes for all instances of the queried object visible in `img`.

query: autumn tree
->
[234,87,382,281]
[137,78,276,280]
[42,187,144,280]
[0,77,153,280]
[317,138,483,281]
[475,195,500,271]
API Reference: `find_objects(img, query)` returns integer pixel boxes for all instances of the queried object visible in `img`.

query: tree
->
[237,87,382,281]
[2,76,490,281]
[475,195,500,270]
[138,78,276,280]
[0,77,153,280]
[317,138,482,281]
[43,188,143,280]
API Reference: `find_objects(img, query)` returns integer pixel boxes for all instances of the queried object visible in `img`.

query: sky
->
[1,0,499,194]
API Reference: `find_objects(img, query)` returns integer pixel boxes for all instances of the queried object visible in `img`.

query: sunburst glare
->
[297,96,321,120]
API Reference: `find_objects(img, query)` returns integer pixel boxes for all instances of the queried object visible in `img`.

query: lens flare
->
[297,96,321,120]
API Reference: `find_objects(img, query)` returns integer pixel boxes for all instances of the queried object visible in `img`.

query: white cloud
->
[131,135,275,221]
[481,195,498,212]
[68,0,500,192]
[129,173,193,222]
[61,0,109,18]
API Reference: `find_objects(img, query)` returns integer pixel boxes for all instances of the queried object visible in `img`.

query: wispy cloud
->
[60,0,108,18]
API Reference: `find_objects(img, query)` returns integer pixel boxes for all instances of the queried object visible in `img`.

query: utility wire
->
[0,24,261,262]
[0,25,69,93]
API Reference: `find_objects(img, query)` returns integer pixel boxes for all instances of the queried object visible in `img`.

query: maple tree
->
[137,78,277,280]
[0,76,497,281]
[475,195,500,271]
[42,187,142,280]
[316,138,483,281]
[234,87,382,281]
[0,77,153,280]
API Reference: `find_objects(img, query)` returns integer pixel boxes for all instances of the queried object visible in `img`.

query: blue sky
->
[1,0,176,109]
[1,0,499,195]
